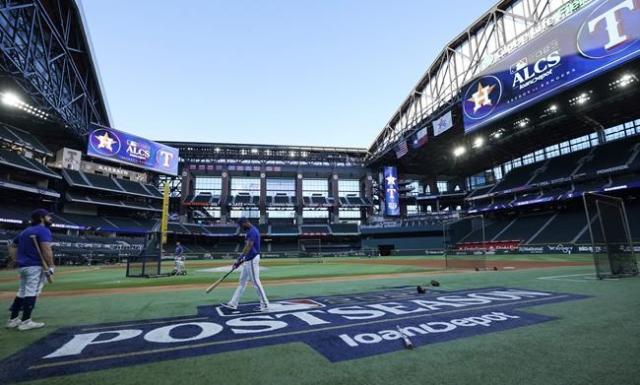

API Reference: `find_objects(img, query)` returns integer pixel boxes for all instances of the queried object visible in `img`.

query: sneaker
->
[6,318,21,329]
[253,305,271,312]
[219,302,237,310]
[17,319,45,331]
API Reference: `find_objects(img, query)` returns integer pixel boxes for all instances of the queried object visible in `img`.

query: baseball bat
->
[396,325,414,349]
[30,235,53,284]
[205,266,236,294]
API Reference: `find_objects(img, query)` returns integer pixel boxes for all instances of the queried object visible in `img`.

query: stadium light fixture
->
[251,148,258,154]
[1,92,22,107]
[1,91,49,120]
[472,137,484,149]
[549,104,558,112]
[453,146,466,157]
[214,147,220,153]
[571,92,591,106]
[289,151,296,157]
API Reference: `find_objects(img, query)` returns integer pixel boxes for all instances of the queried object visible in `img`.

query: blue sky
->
[81,0,495,148]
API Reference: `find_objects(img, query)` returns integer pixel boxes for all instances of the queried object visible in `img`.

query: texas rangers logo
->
[89,129,121,156]
[463,76,502,120]
[577,0,640,59]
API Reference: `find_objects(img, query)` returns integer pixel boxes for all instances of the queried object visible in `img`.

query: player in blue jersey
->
[221,217,270,311]
[6,209,55,331]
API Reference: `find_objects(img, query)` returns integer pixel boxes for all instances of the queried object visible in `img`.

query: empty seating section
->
[529,211,587,244]
[311,195,327,205]
[467,185,494,198]
[117,179,154,197]
[610,173,639,186]
[578,137,639,175]
[103,217,145,229]
[530,150,589,184]
[193,193,213,204]
[215,242,238,252]
[339,197,349,205]
[269,242,299,252]
[0,124,50,154]
[204,226,237,235]
[494,213,553,243]
[83,173,121,191]
[346,196,365,205]
[330,223,359,234]
[573,177,609,192]
[0,149,58,178]
[301,225,330,234]
[252,196,260,205]
[462,219,511,243]
[494,162,542,192]
[271,225,299,235]
[60,213,115,228]
[168,223,189,233]
[64,169,91,187]
[181,223,207,234]
[233,194,252,205]
[144,184,163,197]
[273,195,291,205]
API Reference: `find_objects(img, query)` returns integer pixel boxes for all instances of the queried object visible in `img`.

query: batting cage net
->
[126,232,163,278]
[583,193,638,279]
[443,215,488,271]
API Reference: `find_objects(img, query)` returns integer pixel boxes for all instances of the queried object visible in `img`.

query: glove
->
[47,266,55,276]
[233,256,245,269]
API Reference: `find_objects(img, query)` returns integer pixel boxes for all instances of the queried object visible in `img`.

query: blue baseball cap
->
[31,208,50,219]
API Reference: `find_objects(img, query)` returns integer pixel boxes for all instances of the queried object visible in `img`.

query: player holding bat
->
[220,217,270,312]
[5,209,55,331]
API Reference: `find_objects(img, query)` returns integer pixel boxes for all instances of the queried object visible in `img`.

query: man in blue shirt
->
[6,209,55,331]
[221,217,270,311]
[174,242,186,275]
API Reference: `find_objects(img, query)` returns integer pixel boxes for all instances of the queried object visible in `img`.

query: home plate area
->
[0,287,587,383]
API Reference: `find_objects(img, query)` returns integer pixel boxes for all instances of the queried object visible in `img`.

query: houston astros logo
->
[89,129,121,155]
[577,0,640,59]
[463,76,502,120]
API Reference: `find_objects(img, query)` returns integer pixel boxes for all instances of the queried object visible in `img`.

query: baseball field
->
[1,254,639,385]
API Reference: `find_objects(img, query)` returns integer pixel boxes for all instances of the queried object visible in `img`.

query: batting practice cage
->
[126,232,163,278]
[583,193,638,279]
[443,215,487,270]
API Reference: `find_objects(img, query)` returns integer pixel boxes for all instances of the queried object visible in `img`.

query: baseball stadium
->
[1,0,639,384]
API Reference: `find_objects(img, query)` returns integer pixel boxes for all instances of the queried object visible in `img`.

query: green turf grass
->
[2,256,636,385]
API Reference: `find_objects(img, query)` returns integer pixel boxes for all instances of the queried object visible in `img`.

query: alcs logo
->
[577,0,640,59]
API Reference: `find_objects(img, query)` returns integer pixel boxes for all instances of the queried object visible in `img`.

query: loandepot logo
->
[463,76,502,120]
[0,287,587,383]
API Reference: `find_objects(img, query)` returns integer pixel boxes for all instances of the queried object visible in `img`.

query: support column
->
[295,172,303,225]
[221,170,230,222]
[329,173,339,223]
[259,171,267,224]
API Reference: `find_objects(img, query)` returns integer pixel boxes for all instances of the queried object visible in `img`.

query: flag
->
[410,127,428,149]
[394,140,409,159]
[432,110,453,136]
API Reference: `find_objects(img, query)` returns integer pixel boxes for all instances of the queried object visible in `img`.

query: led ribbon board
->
[87,125,179,175]
[462,0,640,133]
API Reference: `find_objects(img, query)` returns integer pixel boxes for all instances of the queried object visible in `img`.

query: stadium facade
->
[1,0,640,264]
